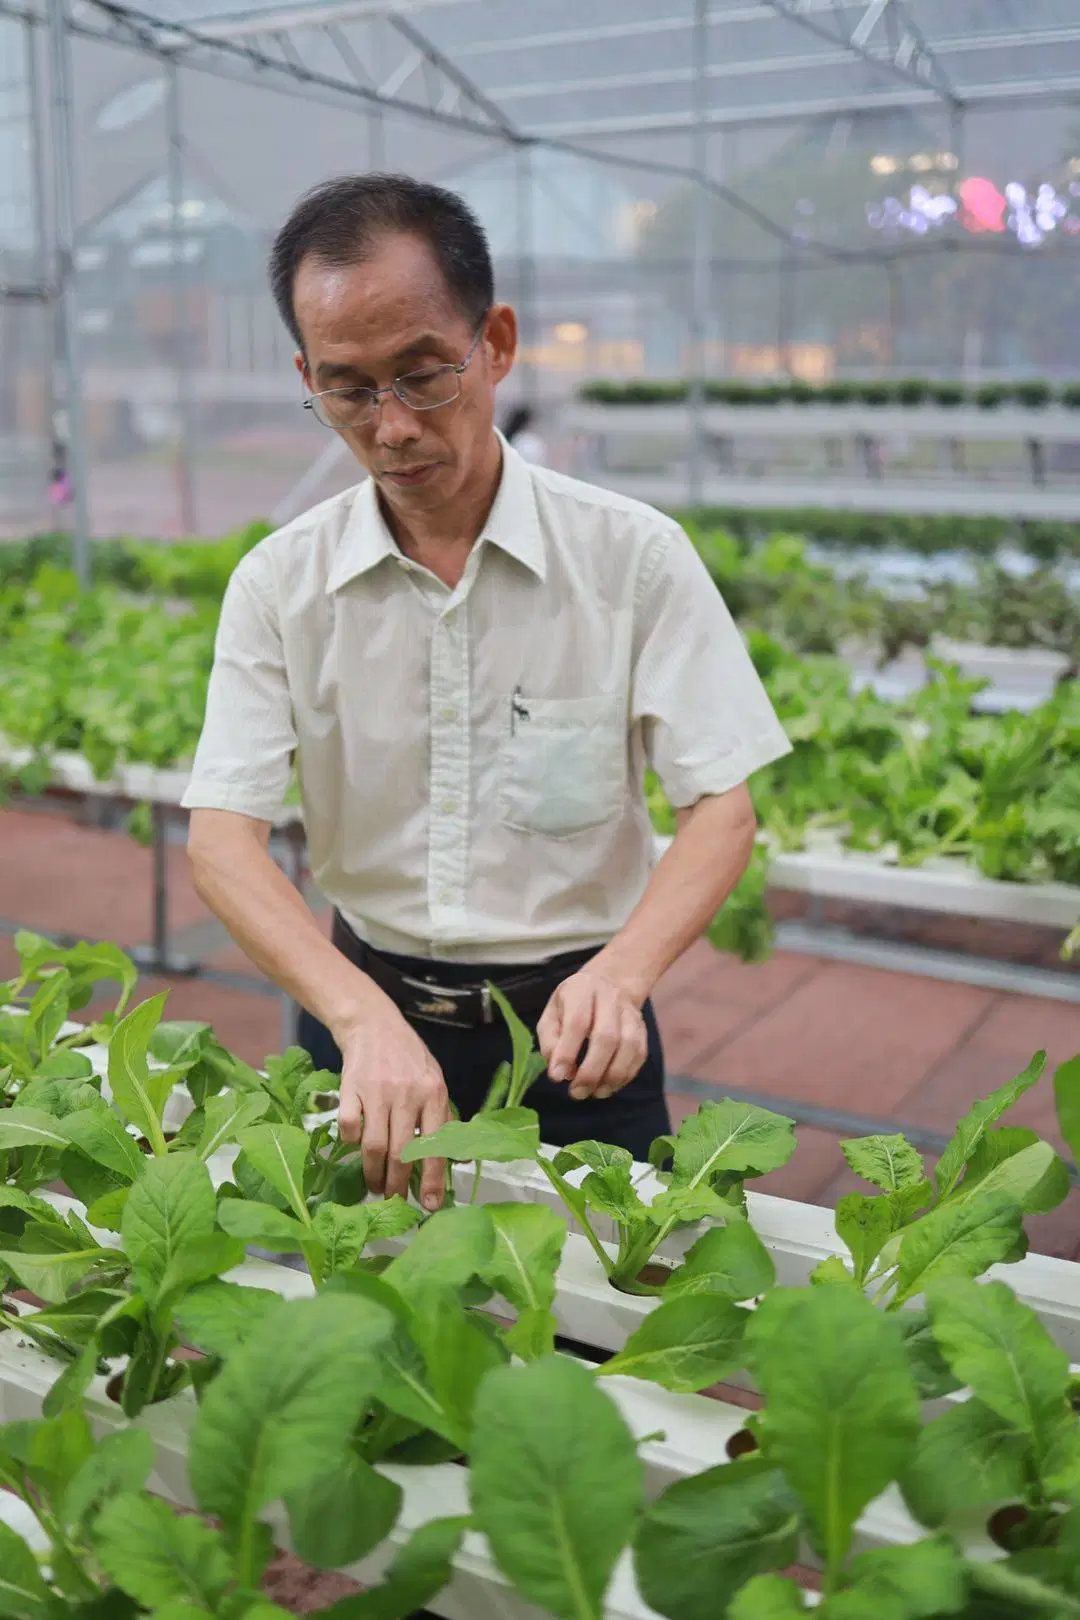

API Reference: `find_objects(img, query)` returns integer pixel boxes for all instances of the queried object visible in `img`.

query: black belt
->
[331,912,600,1030]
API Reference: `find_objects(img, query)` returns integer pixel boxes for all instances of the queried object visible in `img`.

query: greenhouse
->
[4,2,1080,1617]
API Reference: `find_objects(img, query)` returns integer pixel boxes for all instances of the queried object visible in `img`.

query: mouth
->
[381,463,439,489]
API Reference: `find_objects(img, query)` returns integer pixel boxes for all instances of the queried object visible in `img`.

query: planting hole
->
[725,1428,759,1461]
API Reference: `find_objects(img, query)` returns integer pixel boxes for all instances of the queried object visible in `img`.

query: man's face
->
[293,232,515,519]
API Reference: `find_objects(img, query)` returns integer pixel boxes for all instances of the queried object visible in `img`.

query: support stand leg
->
[131,803,196,975]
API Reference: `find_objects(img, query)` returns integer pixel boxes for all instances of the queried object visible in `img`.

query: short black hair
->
[268,172,494,349]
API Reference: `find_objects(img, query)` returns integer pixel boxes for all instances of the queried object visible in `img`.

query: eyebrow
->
[315,333,452,386]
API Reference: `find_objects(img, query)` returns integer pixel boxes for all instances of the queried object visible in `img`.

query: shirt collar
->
[325,431,546,593]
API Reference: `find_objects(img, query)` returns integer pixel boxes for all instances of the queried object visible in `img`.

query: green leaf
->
[93,1492,233,1608]
[893,1192,1024,1305]
[1054,1054,1080,1170]
[156,1232,245,1304]
[469,1355,643,1620]
[954,1140,1066,1216]
[841,1133,926,1192]
[895,1309,963,1400]
[934,1051,1046,1198]
[364,1196,422,1241]
[217,1198,309,1254]
[374,1298,507,1450]
[196,1090,269,1161]
[964,1128,1070,1215]
[826,1537,966,1620]
[0,1243,118,1305]
[27,969,72,1061]
[120,1153,216,1305]
[552,1141,634,1176]
[729,1576,808,1618]
[836,1193,896,1285]
[285,1451,402,1570]
[599,1294,750,1392]
[107,993,172,1154]
[85,1186,131,1233]
[488,982,545,1105]
[967,1558,1080,1613]
[310,1202,375,1275]
[665,1221,776,1301]
[810,1255,859,1289]
[174,1280,285,1359]
[383,1205,495,1306]
[0,1108,70,1151]
[62,1428,154,1532]
[0,1521,51,1618]
[900,1397,1030,1529]
[480,1202,566,1318]
[633,1461,799,1620]
[669,1100,797,1192]
[21,1288,123,1350]
[58,1109,144,1183]
[926,1279,1071,1463]
[315,1516,469,1620]
[746,1286,920,1576]
[187,1292,394,1532]
[235,1123,311,1222]
[399,1107,540,1166]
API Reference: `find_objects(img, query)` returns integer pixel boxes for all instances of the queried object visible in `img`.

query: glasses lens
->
[312,391,375,428]
[395,365,460,412]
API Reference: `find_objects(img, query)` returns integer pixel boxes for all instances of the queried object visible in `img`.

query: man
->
[182,173,791,1211]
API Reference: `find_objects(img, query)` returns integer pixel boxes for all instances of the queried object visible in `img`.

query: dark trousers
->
[296,941,670,1162]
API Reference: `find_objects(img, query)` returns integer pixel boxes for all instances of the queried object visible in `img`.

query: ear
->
[483,304,517,386]
[294,349,310,389]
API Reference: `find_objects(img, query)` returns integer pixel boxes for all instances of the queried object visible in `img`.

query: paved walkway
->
[3,801,1079,1258]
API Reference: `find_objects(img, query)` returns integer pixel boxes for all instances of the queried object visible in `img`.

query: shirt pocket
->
[498,693,626,838]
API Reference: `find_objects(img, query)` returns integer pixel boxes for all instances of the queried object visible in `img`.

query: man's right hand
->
[337,1010,451,1210]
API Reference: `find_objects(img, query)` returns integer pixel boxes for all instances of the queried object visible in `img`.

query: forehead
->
[293,232,469,364]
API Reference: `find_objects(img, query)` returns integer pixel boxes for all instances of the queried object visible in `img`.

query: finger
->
[536,994,562,1065]
[385,1102,420,1201]
[361,1099,390,1195]
[548,986,595,1081]
[595,1008,649,1099]
[569,999,622,1097]
[338,1079,364,1146]
[418,1093,450,1212]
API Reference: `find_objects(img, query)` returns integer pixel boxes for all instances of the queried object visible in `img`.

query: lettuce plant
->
[816,1052,1070,1394]
[404,1022,795,1296]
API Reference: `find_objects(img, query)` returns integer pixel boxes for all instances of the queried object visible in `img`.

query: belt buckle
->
[400,973,493,1028]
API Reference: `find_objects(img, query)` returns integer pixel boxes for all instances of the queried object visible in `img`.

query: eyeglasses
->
[303,320,487,430]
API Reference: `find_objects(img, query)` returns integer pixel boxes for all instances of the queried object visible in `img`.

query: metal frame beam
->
[483,26,1080,106]
[759,0,957,104]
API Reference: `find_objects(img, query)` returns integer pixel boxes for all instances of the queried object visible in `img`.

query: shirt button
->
[439,706,458,723]
[436,888,453,904]
[439,797,458,815]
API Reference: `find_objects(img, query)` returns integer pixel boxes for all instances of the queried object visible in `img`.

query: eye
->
[402,367,446,384]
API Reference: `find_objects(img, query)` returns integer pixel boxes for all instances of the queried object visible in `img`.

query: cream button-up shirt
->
[181,439,791,964]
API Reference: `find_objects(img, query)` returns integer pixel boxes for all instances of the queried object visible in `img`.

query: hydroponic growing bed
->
[2,932,1080,1619]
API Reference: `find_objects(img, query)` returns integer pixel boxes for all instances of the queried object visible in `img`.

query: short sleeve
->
[180,554,297,820]
[631,527,791,808]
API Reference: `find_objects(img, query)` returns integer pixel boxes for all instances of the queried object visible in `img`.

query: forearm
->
[186,810,398,1048]
[593,784,757,1003]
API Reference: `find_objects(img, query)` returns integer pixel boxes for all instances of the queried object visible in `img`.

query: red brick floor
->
[4,802,1080,1258]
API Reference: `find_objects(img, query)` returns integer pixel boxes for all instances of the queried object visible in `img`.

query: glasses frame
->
[303,319,488,430]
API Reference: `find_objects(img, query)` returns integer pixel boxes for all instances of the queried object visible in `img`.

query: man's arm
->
[187,809,450,1206]
[537,785,756,1097]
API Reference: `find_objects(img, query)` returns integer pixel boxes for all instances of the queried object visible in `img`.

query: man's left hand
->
[537,966,649,1101]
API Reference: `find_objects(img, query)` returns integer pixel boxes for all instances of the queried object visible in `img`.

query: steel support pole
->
[514,141,537,408]
[166,59,197,536]
[687,0,710,508]
[46,0,91,585]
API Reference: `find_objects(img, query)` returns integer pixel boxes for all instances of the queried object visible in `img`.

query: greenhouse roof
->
[33,0,1080,146]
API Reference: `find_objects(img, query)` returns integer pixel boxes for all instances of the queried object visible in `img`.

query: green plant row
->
[2,933,1080,1619]
[680,507,1080,563]
[0,521,271,599]
[581,376,1080,410]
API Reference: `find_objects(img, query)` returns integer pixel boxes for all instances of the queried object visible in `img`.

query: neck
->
[379,432,503,588]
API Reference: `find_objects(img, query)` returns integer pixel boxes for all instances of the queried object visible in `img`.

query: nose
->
[372,389,423,449]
